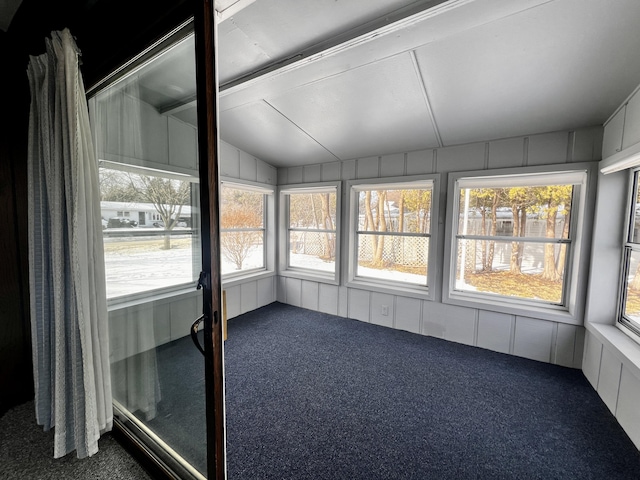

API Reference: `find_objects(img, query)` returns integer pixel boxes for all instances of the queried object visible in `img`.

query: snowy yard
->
[104,235,197,298]
[104,235,427,299]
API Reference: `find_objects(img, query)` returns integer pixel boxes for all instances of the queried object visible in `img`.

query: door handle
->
[191,314,206,356]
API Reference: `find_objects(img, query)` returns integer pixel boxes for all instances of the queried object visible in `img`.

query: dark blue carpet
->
[136,302,640,479]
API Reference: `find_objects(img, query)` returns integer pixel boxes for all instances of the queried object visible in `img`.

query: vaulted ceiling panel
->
[220,101,339,167]
[415,0,640,146]
[86,0,640,170]
[218,19,271,84]
[217,0,441,84]
[267,52,439,161]
[135,36,197,111]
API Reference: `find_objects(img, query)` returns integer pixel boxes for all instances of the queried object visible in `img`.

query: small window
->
[445,168,588,316]
[220,183,268,277]
[346,175,439,298]
[100,166,199,300]
[279,183,340,283]
[618,169,640,337]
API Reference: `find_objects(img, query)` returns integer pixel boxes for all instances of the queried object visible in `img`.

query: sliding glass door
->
[88,7,224,478]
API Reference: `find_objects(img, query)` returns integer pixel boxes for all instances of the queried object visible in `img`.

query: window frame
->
[219,179,275,285]
[278,182,341,285]
[345,174,440,300]
[98,161,202,306]
[617,168,640,340]
[442,164,594,324]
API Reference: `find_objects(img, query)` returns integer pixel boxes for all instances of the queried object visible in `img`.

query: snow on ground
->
[356,265,424,285]
[289,252,335,272]
[221,246,264,275]
[104,241,195,298]
[104,237,426,299]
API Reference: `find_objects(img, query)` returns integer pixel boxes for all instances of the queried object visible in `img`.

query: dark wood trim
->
[5,1,227,473]
[8,0,193,87]
[0,27,34,416]
[194,0,225,478]
[111,420,178,480]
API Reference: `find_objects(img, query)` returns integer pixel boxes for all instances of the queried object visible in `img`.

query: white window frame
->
[220,178,276,287]
[345,175,440,300]
[278,182,341,285]
[98,161,202,307]
[443,164,595,324]
[617,168,640,341]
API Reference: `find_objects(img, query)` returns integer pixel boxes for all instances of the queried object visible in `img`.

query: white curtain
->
[26,28,112,459]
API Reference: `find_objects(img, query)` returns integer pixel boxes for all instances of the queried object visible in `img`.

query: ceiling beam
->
[219,0,555,112]
[219,0,450,92]
[159,93,198,116]
[160,0,556,117]
[215,0,257,22]
[160,0,448,116]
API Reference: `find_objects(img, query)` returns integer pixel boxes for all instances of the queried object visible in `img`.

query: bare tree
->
[535,185,573,282]
[373,190,388,266]
[220,186,264,270]
[220,205,262,270]
[319,193,335,260]
[99,168,143,202]
[129,174,190,249]
[469,188,503,273]
[508,187,534,274]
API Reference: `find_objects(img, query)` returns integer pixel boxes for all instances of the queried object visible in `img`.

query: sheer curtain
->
[26,28,112,459]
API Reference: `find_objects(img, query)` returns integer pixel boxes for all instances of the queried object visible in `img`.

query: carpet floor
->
[141,302,640,479]
[21,302,638,479]
[0,401,151,480]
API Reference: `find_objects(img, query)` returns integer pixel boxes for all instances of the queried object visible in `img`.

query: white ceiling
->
[11,0,640,168]
[211,0,640,167]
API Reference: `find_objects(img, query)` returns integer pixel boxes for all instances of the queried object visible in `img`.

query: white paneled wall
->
[224,276,277,320]
[109,141,279,360]
[109,290,200,363]
[219,140,278,321]
[279,278,586,367]
[581,160,640,450]
[583,330,640,449]
[277,127,604,368]
[220,139,277,185]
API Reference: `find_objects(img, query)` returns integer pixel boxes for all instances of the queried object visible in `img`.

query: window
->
[618,169,640,338]
[347,176,439,297]
[99,165,200,300]
[444,168,589,318]
[220,182,270,277]
[279,183,340,283]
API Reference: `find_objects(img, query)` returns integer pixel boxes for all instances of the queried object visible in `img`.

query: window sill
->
[443,291,581,325]
[106,270,277,312]
[107,285,199,312]
[346,278,431,300]
[279,268,339,285]
[222,270,275,288]
[587,322,640,381]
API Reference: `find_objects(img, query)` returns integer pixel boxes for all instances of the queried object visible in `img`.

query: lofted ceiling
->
[13,0,640,168]
[213,0,640,167]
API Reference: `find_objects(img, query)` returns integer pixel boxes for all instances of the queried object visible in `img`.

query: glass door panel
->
[90,26,211,478]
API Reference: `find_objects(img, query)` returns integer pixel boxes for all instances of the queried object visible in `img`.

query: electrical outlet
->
[381,305,389,316]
